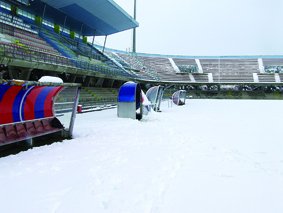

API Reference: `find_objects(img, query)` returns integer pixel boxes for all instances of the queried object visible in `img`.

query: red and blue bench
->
[0,80,80,146]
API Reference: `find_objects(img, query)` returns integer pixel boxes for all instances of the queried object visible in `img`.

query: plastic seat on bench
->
[42,119,59,131]
[5,125,25,141]
[15,123,36,138]
[25,121,41,135]
[0,127,14,144]
[34,120,49,133]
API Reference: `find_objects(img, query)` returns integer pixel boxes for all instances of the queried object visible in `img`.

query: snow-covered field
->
[0,99,283,213]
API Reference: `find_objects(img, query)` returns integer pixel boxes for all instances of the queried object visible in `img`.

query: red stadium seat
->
[0,127,13,144]
[5,125,25,141]
[15,123,36,138]
[25,122,40,135]
[34,120,48,133]
[41,119,59,131]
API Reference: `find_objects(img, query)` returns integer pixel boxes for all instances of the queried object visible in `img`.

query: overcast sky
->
[93,0,283,56]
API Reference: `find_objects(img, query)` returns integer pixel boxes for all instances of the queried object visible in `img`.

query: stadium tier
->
[0,1,283,87]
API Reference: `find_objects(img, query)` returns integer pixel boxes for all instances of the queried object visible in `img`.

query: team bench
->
[0,117,63,146]
[0,79,81,147]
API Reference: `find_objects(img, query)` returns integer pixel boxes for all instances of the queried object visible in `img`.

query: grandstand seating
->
[0,9,133,78]
[0,10,37,34]
[134,55,191,81]
[258,74,276,82]
[200,58,258,82]
[116,52,156,80]
[78,87,118,110]
[192,74,209,82]
[1,5,283,86]
[262,58,283,67]
[172,58,197,72]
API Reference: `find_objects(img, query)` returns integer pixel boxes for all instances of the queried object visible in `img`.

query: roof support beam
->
[39,3,47,32]
[61,14,67,38]
[90,29,96,57]
[102,35,107,54]
[77,22,83,47]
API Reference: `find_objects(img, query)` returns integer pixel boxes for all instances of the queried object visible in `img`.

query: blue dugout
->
[117,82,142,120]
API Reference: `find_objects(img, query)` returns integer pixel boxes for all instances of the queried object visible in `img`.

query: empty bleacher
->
[0,10,37,34]
[258,74,276,82]
[192,74,209,82]
[0,13,74,66]
[262,58,283,67]
[172,58,197,72]
[201,58,258,82]
[78,87,118,110]
[116,52,156,80]
[135,55,193,81]
[0,8,133,78]
[1,5,283,85]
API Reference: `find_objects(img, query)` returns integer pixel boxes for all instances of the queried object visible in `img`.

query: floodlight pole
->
[132,0,137,53]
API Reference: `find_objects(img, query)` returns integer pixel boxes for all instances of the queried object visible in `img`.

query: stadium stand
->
[1,1,283,86]
[133,55,190,81]
[115,52,156,80]
[78,87,118,111]
[0,0,283,108]
[0,4,135,79]
[258,74,276,82]
[200,58,258,82]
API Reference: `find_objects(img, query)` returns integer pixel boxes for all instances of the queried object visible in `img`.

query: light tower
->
[132,0,137,53]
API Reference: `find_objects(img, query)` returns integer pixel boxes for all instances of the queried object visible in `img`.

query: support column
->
[109,79,114,88]
[39,3,47,32]
[102,35,107,54]
[69,74,76,83]
[8,66,20,79]
[19,68,32,80]
[77,22,83,47]
[90,29,96,57]
[69,87,80,137]
[95,78,104,87]
[82,76,91,87]
[61,14,67,38]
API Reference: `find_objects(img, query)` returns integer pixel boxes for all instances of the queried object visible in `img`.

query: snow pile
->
[38,76,63,83]
[141,90,150,106]
[0,100,283,212]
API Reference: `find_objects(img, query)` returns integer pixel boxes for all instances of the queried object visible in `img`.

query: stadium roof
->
[19,0,139,36]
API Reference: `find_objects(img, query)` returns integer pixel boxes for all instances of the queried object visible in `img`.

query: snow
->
[1,99,283,213]
[141,90,150,106]
[38,76,63,83]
